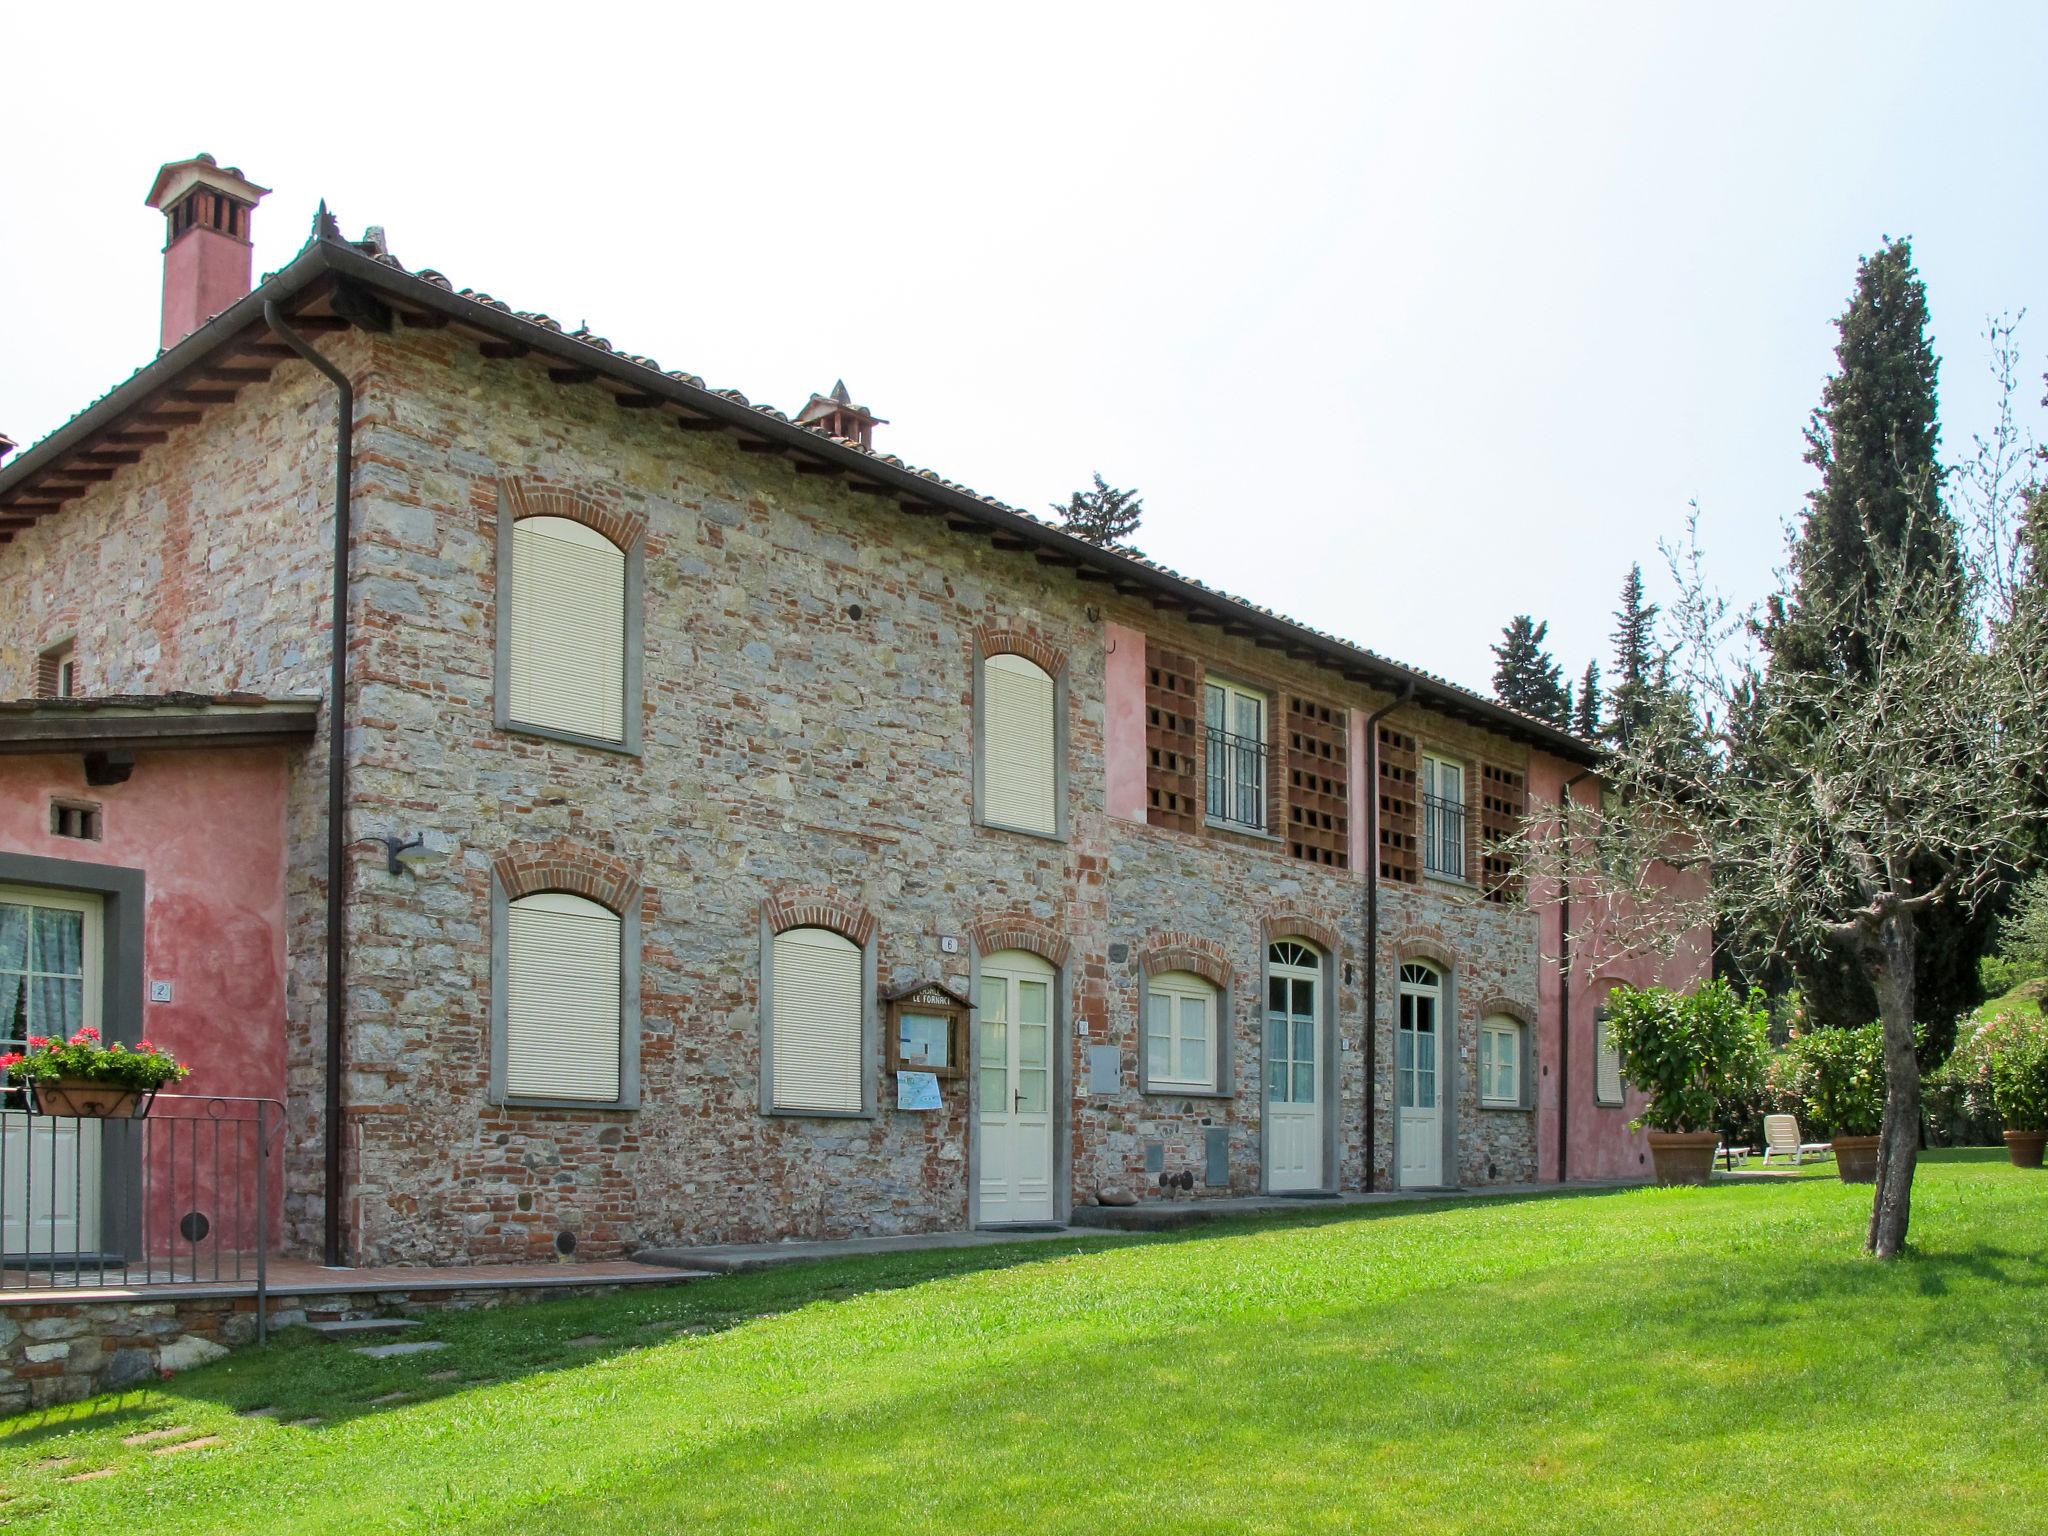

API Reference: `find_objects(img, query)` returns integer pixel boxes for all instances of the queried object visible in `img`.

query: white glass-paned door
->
[1265,941,1322,1191]
[1396,962,1443,1187]
[976,951,1056,1223]
[0,888,104,1256]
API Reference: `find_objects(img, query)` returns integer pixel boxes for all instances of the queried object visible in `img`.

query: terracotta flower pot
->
[1831,1134,1882,1183]
[29,1077,149,1119]
[2005,1130,2047,1169]
[1646,1130,1721,1186]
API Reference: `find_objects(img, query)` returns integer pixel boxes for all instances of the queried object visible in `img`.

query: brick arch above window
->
[1138,932,1234,991]
[762,889,877,947]
[492,839,642,916]
[501,474,647,553]
[972,624,1067,679]
[969,912,1071,970]
[1259,911,1342,960]
[1393,926,1457,972]
[1477,992,1536,1026]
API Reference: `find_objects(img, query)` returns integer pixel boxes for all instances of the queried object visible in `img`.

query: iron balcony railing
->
[0,1092,283,1341]
[1421,791,1467,879]
[1204,726,1270,831]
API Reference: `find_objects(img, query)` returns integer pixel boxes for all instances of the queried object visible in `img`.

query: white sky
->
[4,2,2043,698]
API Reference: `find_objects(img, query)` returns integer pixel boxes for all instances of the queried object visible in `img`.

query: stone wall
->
[317,327,1558,1263]
[0,1278,680,1411]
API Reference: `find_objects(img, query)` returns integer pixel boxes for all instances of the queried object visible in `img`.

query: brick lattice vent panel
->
[1145,643,1202,833]
[1286,694,1349,868]
[1479,761,1527,904]
[1377,725,1420,885]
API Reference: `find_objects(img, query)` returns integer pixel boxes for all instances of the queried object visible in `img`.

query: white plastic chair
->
[1761,1114,1832,1166]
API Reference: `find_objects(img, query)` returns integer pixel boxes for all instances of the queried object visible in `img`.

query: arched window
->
[979,651,1060,837]
[501,512,636,748]
[766,926,867,1115]
[500,891,626,1103]
[1593,992,1625,1106]
[1145,970,1219,1092]
[1480,1014,1525,1108]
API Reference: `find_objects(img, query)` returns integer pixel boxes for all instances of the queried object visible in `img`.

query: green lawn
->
[2,1151,2042,1534]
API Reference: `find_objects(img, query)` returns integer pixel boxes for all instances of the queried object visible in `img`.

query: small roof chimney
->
[144,153,269,352]
[794,380,886,450]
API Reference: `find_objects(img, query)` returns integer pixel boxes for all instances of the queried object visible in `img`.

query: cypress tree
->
[1490,615,1570,727]
[1573,660,1602,738]
[1606,565,1660,747]
[1761,237,1983,1044]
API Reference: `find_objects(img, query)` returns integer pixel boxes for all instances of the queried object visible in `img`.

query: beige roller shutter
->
[983,652,1057,835]
[772,926,864,1113]
[1594,1010,1624,1105]
[508,515,627,742]
[505,891,623,1101]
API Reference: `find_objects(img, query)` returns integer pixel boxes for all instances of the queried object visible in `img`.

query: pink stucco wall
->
[0,747,291,1246]
[1527,751,1712,1180]
[1103,621,1149,823]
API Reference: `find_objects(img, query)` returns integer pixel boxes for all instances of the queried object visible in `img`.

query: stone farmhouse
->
[0,156,1706,1270]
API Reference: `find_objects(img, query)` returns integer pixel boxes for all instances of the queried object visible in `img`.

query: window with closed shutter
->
[1594,1006,1624,1105]
[507,515,628,743]
[1480,1015,1522,1107]
[982,652,1058,835]
[504,891,623,1102]
[771,926,865,1113]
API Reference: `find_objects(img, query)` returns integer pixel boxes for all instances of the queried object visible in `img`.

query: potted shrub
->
[0,1026,189,1118]
[1601,979,1770,1186]
[1790,1022,1886,1182]
[1987,1021,2048,1168]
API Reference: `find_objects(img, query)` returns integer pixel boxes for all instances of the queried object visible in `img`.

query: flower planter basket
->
[1831,1134,1881,1183]
[1646,1130,1721,1186]
[2004,1130,2046,1169]
[29,1078,157,1120]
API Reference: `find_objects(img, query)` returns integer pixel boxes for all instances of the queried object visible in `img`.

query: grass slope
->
[1,1152,2042,1534]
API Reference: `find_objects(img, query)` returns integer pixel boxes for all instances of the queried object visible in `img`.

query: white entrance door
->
[1265,941,1323,1192]
[976,950,1056,1224]
[1396,962,1444,1187]
[0,887,105,1256]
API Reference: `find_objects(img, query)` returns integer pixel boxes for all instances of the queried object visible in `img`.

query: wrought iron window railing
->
[1204,727,1268,831]
[0,1092,284,1340]
[1421,791,1466,878]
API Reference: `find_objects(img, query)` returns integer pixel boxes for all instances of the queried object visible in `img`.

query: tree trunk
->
[1866,908,1922,1258]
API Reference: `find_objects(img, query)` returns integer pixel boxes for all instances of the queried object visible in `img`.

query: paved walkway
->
[640,1177,1642,1271]
[0,1257,711,1307]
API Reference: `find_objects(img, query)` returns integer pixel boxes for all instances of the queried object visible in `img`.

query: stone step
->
[302,1317,422,1337]
[354,1340,449,1359]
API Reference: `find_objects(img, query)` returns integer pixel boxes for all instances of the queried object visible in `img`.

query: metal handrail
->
[1204,725,1271,830]
[0,1093,286,1341]
[1421,790,1467,878]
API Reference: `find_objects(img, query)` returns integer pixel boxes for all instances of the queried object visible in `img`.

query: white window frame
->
[495,498,644,755]
[1480,1014,1524,1109]
[490,882,641,1111]
[1143,970,1222,1093]
[975,648,1065,840]
[1421,752,1466,879]
[760,923,877,1119]
[1203,677,1269,833]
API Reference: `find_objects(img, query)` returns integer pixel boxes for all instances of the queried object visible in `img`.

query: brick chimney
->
[144,154,269,352]
[794,380,886,450]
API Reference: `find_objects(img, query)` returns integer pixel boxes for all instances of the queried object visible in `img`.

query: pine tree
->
[1051,473,1144,547]
[1759,237,1984,1042]
[1490,615,1570,726]
[1573,660,1602,738]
